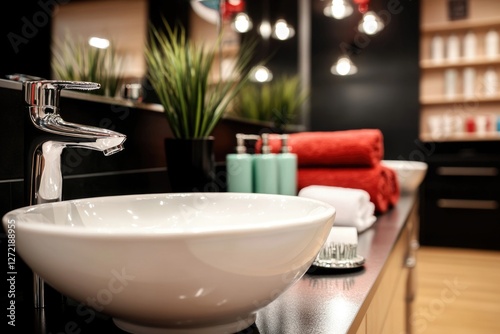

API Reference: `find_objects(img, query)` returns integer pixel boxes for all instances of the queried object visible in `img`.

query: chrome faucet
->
[23,80,126,308]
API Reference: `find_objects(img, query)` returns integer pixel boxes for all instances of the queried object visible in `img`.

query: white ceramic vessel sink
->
[382,160,428,193]
[3,192,335,334]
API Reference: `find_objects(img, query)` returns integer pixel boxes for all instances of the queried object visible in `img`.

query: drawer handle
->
[437,199,499,210]
[436,167,498,176]
[405,256,416,268]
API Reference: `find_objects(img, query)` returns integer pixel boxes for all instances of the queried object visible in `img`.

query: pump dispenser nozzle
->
[235,133,247,154]
[281,134,291,153]
[261,133,272,154]
[277,134,298,196]
[226,133,254,193]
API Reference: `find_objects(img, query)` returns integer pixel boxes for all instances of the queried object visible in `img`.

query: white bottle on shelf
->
[485,29,499,59]
[427,114,443,138]
[444,68,458,99]
[431,34,444,63]
[483,67,498,97]
[447,34,460,61]
[463,67,476,98]
[463,31,476,60]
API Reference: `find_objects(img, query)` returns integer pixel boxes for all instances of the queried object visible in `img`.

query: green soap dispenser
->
[277,134,298,196]
[254,133,278,194]
[226,133,253,193]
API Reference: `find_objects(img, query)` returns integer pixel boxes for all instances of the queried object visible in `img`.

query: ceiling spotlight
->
[331,56,358,76]
[250,65,273,83]
[323,0,353,20]
[271,19,295,41]
[358,11,384,35]
[231,12,253,33]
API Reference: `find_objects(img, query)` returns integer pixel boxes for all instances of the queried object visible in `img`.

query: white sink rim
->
[7,192,336,237]
[382,159,428,193]
[2,192,336,334]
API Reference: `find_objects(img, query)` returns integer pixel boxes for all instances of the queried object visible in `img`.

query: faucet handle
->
[24,80,101,115]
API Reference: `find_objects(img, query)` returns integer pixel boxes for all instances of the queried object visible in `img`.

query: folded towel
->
[256,129,384,167]
[298,185,377,233]
[297,164,400,214]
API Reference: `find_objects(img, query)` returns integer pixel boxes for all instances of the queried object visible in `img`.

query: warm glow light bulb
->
[251,65,273,82]
[259,21,272,39]
[324,0,353,19]
[331,56,357,76]
[362,15,378,34]
[272,19,295,40]
[358,11,384,35]
[335,57,352,76]
[232,12,252,33]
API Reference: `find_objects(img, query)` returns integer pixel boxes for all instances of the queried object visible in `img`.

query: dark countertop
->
[255,192,416,333]
[8,193,416,334]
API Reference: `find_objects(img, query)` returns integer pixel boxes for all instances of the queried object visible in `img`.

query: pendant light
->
[250,65,273,82]
[231,12,253,33]
[323,0,353,20]
[331,55,357,76]
[353,0,384,35]
[358,11,384,35]
[271,18,295,40]
[270,0,295,41]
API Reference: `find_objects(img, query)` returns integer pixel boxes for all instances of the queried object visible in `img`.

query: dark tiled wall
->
[0,84,270,218]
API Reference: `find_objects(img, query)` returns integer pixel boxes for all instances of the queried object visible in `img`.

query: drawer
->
[424,165,500,192]
[366,222,411,334]
[423,184,500,199]
[420,195,500,250]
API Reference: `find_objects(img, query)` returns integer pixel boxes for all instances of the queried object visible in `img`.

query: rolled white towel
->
[298,185,377,233]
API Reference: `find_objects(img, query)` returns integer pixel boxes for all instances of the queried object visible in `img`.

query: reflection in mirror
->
[51,0,148,97]
[49,0,305,128]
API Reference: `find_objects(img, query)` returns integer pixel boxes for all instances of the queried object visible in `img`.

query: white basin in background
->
[2,192,336,334]
[382,160,428,193]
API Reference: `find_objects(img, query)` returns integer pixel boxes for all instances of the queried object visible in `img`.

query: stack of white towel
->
[298,185,377,233]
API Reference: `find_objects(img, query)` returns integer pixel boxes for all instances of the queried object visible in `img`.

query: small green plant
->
[51,34,124,97]
[233,75,308,132]
[144,19,257,139]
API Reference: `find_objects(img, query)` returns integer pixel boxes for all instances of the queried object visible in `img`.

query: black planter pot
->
[164,137,216,192]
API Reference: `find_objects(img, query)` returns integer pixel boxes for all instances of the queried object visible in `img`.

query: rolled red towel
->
[297,164,400,214]
[382,165,400,207]
[256,129,384,167]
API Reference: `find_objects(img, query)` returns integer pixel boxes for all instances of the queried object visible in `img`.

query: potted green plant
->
[232,74,309,133]
[51,33,124,97]
[144,18,256,192]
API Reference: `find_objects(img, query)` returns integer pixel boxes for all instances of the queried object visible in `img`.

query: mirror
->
[52,0,148,81]
[48,0,303,128]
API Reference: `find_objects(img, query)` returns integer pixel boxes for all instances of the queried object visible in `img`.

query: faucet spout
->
[40,114,126,155]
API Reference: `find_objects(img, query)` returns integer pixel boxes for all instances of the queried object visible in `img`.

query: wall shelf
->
[420,95,500,105]
[420,57,500,69]
[420,132,500,143]
[421,17,500,34]
[420,1,500,142]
